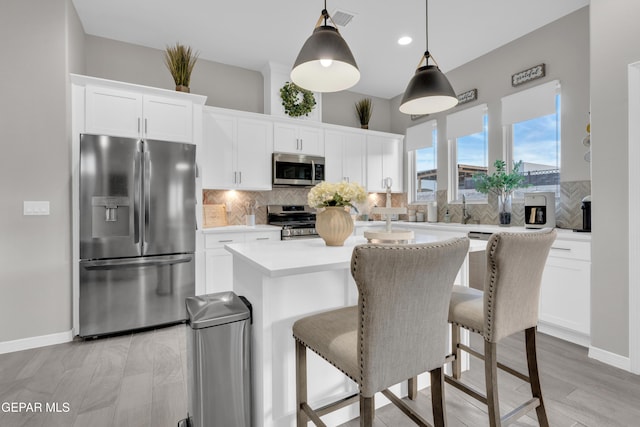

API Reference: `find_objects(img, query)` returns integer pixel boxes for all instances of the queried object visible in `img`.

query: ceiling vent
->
[331,9,356,27]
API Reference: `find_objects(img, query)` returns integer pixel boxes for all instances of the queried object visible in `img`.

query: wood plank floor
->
[1,325,638,426]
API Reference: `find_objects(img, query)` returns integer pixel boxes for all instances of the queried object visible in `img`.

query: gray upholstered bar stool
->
[293,237,469,427]
[446,228,556,427]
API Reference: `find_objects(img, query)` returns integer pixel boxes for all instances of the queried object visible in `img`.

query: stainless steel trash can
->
[178,292,252,427]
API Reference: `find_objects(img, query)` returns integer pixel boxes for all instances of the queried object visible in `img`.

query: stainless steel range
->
[267,205,318,240]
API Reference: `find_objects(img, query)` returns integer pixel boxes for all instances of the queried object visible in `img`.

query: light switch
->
[24,201,50,216]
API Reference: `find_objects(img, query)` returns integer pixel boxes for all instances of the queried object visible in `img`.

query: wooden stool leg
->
[295,340,307,427]
[408,376,418,400]
[360,395,374,427]
[430,367,447,427]
[452,324,462,379]
[484,340,501,427]
[525,327,549,427]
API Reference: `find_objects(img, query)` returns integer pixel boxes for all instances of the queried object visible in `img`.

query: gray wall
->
[0,0,84,342]
[85,36,392,131]
[390,7,591,186]
[85,36,265,114]
[322,91,392,132]
[590,0,640,357]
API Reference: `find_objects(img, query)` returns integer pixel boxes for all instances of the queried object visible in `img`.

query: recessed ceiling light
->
[398,36,412,46]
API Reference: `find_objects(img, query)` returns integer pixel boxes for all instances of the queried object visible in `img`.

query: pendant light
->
[399,0,458,115]
[291,0,360,93]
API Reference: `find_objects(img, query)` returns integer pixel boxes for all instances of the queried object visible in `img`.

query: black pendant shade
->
[291,11,360,92]
[399,64,458,115]
[399,0,458,115]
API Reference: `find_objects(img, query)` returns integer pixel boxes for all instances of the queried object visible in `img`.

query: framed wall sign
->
[512,63,546,86]
[457,89,478,105]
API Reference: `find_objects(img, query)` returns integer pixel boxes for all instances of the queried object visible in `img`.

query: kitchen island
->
[227,233,485,427]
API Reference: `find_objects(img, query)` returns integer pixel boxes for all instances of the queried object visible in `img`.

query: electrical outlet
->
[23,201,50,216]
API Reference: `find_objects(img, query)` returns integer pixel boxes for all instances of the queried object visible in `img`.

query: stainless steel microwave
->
[272,153,325,187]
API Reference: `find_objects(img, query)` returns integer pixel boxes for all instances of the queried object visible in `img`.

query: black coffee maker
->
[576,195,591,232]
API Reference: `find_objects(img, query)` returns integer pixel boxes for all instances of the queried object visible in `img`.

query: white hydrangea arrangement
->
[307,181,367,209]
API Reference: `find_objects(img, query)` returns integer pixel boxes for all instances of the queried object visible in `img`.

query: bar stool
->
[293,237,469,427]
[446,228,556,427]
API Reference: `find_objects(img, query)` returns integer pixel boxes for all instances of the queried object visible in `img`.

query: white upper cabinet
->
[84,85,194,143]
[202,109,273,191]
[366,134,404,192]
[85,86,142,139]
[273,122,324,156]
[324,130,366,186]
[142,95,193,142]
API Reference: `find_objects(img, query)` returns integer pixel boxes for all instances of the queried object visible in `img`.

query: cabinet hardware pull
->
[256,237,269,240]
[137,118,141,133]
[233,171,237,184]
[144,118,148,134]
[218,239,233,243]
[551,247,571,251]
[239,171,242,184]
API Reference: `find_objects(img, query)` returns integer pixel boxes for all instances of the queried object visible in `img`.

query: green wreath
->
[280,82,316,117]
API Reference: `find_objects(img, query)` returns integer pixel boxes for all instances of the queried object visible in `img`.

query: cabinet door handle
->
[239,171,242,184]
[218,239,233,243]
[144,118,148,135]
[551,247,571,252]
[137,117,141,134]
[300,139,303,150]
[233,171,237,184]
[256,237,270,241]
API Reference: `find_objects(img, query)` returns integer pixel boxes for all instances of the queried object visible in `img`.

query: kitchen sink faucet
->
[461,194,472,224]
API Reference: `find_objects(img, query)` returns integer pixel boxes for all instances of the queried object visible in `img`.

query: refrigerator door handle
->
[133,149,142,245]
[143,150,151,253]
[81,254,193,270]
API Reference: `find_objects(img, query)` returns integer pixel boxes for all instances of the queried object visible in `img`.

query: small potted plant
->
[164,43,199,93]
[474,159,528,226]
[355,98,373,129]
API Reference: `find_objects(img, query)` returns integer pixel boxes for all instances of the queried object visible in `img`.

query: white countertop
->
[355,221,591,242]
[225,233,486,278]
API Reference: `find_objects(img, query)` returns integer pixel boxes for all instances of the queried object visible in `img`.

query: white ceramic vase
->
[315,206,354,246]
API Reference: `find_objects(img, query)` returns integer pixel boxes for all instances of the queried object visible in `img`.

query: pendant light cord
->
[420,0,441,69]
[425,0,429,61]
[315,0,341,33]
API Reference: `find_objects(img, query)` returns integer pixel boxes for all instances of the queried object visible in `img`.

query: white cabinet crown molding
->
[70,73,207,105]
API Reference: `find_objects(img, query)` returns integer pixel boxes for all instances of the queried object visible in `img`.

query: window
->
[415,135,437,202]
[406,120,437,202]
[502,81,561,198]
[447,104,488,202]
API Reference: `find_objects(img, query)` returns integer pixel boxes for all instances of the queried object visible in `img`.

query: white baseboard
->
[538,321,590,348]
[589,345,632,372]
[0,330,74,355]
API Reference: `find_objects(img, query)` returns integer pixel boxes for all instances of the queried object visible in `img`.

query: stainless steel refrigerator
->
[79,134,196,338]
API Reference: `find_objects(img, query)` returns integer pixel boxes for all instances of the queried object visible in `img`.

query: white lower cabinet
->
[538,240,591,346]
[202,230,280,295]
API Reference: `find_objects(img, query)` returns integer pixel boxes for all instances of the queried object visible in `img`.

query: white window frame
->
[407,120,437,203]
[501,80,561,199]
[446,104,488,203]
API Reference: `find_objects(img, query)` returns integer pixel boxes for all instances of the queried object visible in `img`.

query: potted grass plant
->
[164,43,199,93]
[355,98,373,129]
